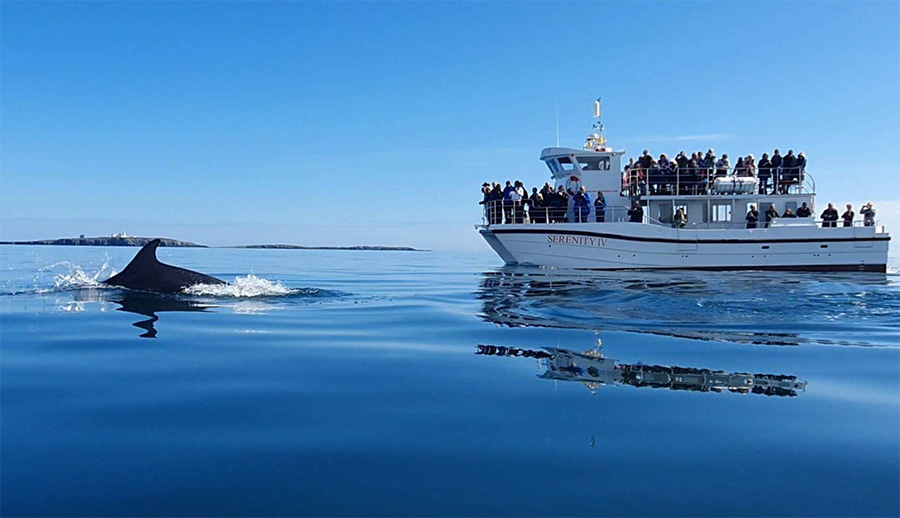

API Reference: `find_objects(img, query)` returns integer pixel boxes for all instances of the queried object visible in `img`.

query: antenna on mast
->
[584,97,608,151]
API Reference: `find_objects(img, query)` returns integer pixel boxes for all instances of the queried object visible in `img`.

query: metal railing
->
[481,200,882,230]
[481,201,640,226]
[621,166,814,197]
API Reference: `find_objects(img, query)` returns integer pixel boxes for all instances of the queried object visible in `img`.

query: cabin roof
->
[540,147,625,160]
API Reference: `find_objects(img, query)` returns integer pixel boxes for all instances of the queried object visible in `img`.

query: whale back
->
[104,239,225,293]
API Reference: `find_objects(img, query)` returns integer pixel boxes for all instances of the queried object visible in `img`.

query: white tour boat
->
[477,100,891,272]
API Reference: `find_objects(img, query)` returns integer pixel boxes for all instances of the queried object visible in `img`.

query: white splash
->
[46,259,117,292]
[182,274,294,298]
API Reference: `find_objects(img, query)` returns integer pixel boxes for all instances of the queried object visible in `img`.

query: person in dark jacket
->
[782,150,797,192]
[797,152,807,185]
[821,203,839,228]
[594,191,606,222]
[573,186,591,223]
[797,202,812,217]
[770,149,783,193]
[487,184,503,224]
[529,188,544,224]
[757,153,772,194]
[551,186,569,223]
[841,204,854,227]
[479,183,493,223]
[782,208,797,218]
[628,202,644,223]
[765,203,780,228]
[746,205,759,229]
[501,181,515,224]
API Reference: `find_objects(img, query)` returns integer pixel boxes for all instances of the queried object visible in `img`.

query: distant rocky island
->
[0,236,203,247]
[0,235,421,251]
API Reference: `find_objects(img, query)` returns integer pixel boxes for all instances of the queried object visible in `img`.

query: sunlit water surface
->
[2,245,899,517]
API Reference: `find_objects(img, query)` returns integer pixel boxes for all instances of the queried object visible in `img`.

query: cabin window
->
[577,156,611,171]
[657,204,673,224]
[557,157,576,171]
[547,160,561,174]
[711,203,732,222]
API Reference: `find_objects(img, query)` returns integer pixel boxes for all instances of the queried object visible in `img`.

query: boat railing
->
[481,201,636,225]
[481,200,883,230]
[620,166,815,198]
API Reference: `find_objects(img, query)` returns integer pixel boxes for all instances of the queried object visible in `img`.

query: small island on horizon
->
[0,234,422,251]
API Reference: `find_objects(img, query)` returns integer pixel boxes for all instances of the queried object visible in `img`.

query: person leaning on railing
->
[820,203,839,228]
[797,202,812,217]
[841,204,855,228]
[628,202,644,223]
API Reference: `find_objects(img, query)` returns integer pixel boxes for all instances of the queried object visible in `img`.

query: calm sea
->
[2,245,899,517]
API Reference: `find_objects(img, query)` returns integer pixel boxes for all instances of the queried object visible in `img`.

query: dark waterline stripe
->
[488,227,892,245]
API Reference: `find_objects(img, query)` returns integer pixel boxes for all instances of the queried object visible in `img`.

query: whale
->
[104,239,225,293]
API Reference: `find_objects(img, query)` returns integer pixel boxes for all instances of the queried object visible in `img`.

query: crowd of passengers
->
[623,148,806,196]
[480,180,878,229]
[745,202,877,229]
[480,181,609,225]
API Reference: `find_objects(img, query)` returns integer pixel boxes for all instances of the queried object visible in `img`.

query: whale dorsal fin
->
[120,239,162,274]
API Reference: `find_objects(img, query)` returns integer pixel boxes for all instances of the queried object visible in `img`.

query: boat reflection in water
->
[477,268,894,347]
[476,340,808,397]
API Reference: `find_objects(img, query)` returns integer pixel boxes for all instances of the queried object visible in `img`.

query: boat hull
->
[478,223,890,272]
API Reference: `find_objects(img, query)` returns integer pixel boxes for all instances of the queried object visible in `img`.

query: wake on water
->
[6,260,321,299]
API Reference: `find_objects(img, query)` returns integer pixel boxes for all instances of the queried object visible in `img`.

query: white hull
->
[478,222,890,272]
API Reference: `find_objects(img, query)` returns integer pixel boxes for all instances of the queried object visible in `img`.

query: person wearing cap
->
[861,203,876,227]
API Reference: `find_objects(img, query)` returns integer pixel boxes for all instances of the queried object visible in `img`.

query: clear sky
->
[2,1,898,250]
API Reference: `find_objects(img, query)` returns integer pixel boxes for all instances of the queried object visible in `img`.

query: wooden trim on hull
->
[489,227,891,245]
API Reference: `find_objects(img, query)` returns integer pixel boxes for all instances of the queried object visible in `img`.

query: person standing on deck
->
[746,205,759,229]
[861,203,876,227]
[573,186,591,223]
[797,202,812,217]
[842,204,855,227]
[821,203,839,228]
[502,181,514,224]
[765,204,780,228]
[628,202,644,223]
[770,149,783,193]
[594,192,606,222]
[758,153,772,194]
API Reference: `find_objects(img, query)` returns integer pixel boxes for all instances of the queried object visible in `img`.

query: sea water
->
[1,245,898,517]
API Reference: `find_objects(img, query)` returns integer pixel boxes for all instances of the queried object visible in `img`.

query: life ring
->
[566,175,582,194]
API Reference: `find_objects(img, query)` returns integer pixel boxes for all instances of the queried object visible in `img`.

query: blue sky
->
[2,1,898,250]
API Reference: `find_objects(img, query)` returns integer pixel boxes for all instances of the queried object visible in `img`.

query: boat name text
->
[548,235,607,247]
